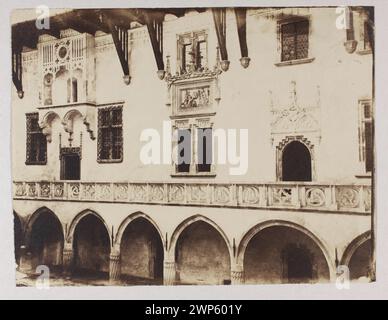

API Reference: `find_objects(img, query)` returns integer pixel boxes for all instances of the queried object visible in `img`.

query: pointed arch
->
[169,215,232,259]
[13,211,23,265]
[115,212,163,247]
[24,206,64,247]
[40,111,60,142]
[62,109,83,134]
[24,206,64,270]
[276,135,315,181]
[66,209,112,246]
[237,220,334,276]
[117,212,164,284]
[340,231,371,266]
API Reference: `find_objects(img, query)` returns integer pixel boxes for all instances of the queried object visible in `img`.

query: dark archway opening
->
[244,226,329,284]
[120,218,164,285]
[282,244,313,283]
[175,221,231,285]
[282,141,312,181]
[14,213,23,266]
[73,214,110,280]
[28,210,64,272]
[348,239,372,281]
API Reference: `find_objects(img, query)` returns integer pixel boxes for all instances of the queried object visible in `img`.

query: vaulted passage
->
[244,226,329,284]
[14,213,23,265]
[348,239,372,281]
[28,210,64,271]
[73,214,110,278]
[120,218,164,285]
[282,141,312,181]
[175,221,231,285]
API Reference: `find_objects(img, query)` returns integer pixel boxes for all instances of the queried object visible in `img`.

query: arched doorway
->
[282,141,312,181]
[119,217,164,285]
[174,220,231,285]
[243,226,330,284]
[13,213,23,266]
[72,214,110,279]
[27,209,64,272]
[348,239,372,281]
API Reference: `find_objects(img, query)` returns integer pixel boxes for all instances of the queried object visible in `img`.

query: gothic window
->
[178,31,208,74]
[177,129,191,173]
[25,113,47,165]
[97,106,123,163]
[359,100,373,173]
[197,128,212,172]
[280,20,309,62]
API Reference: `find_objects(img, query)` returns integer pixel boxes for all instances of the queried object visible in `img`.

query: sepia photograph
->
[9,4,374,289]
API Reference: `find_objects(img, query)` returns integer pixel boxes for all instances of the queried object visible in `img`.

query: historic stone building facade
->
[12,7,374,285]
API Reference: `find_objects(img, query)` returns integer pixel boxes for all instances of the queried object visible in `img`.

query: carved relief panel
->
[270,81,321,146]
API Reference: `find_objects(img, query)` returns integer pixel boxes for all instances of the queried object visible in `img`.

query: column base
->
[163,261,176,286]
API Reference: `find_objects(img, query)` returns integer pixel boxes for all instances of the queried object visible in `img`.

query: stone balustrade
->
[13,180,372,214]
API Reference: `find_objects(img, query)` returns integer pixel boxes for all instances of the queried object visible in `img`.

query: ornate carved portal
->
[271,81,320,181]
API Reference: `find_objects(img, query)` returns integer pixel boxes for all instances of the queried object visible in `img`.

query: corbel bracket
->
[12,42,24,98]
[102,14,131,84]
[212,8,229,71]
[234,8,250,68]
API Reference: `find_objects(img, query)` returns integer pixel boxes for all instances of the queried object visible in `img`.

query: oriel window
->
[281,20,309,62]
[97,106,123,162]
[197,128,212,172]
[26,113,47,165]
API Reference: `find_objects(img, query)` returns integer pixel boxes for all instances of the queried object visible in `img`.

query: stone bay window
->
[38,31,96,107]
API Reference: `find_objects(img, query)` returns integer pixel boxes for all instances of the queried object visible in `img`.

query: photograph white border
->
[1,0,387,300]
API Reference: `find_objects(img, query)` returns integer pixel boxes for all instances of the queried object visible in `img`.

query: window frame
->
[25,112,47,165]
[177,30,208,74]
[275,16,315,67]
[358,99,373,174]
[171,119,216,177]
[97,105,124,163]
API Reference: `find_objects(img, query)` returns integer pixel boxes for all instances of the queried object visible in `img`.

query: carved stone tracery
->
[271,81,321,143]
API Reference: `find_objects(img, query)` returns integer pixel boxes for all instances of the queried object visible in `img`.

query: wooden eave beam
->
[100,11,131,83]
[212,8,228,61]
[235,8,248,59]
[143,11,165,74]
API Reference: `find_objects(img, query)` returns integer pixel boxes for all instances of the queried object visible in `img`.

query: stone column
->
[231,264,244,285]
[109,249,121,284]
[18,245,32,273]
[163,259,176,286]
[62,242,73,277]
